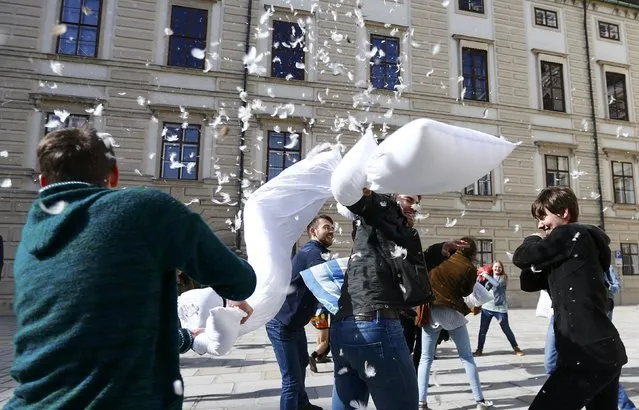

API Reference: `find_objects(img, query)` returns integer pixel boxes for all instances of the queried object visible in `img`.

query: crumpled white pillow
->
[191,307,246,356]
[366,118,517,195]
[330,128,377,206]
[177,287,224,329]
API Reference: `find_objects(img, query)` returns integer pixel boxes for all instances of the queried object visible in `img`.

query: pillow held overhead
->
[366,118,517,195]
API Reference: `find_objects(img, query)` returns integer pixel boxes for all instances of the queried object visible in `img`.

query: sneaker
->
[308,353,318,373]
[473,349,483,357]
[513,347,525,356]
[418,401,430,409]
[316,355,331,364]
[301,403,323,410]
[476,400,493,409]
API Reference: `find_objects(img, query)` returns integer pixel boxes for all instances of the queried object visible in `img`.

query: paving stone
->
[2,309,639,409]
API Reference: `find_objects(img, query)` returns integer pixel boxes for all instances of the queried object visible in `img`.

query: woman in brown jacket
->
[416,237,493,410]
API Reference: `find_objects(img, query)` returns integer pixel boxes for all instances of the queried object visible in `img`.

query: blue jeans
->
[477,309,519,350]
[418,323,485,402]
[544,315,558,375]
[545,313,636,410]
[265,320,310,410]
[330,316,418,410]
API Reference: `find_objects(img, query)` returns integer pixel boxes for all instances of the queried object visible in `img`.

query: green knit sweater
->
[6,182,256,409]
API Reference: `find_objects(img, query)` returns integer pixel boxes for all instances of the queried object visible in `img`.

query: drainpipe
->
[235,0,253,252]
[583,0,606,230]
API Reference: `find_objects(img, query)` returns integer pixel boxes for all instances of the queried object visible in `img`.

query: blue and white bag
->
[300,257,349,315]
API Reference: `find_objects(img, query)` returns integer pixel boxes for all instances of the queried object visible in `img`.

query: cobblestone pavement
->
[2,307,639,409]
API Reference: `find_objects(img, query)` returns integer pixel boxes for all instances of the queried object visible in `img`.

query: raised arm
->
[149,191,257,302]
[519,268,549,293]
[512,225,577,271]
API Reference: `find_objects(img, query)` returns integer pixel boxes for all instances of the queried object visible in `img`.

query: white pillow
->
[240,147,342,335]
[177,287,223,329]
[330,128,378,206]
[536,290,553,318]
[366,119,517,195]
[191,307,246,356]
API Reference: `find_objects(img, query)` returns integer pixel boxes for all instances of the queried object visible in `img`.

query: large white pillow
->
[330,128,378,206]
[240,146,342,335]
[366,119,517,195]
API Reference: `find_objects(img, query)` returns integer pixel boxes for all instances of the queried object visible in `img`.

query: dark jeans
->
[477,309,518,350]
[530,366,620,410]
[265,319,310,410]
[331,316,418,410]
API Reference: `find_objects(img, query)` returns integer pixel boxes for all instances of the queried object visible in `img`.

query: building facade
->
[1,0,639,314]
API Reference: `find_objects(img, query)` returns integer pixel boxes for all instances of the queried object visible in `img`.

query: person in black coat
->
[513,186,627,410]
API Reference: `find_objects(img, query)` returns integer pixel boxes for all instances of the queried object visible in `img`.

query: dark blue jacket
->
[273,240,328,329]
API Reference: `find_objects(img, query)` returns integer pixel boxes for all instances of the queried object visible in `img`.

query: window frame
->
[369,34,401,91]
[611,160,635,205]
[598,21,621,41]
[44,112,90,135]
[159,122,202,181]
[458,0,485,14]
[265,130,302,181]
[270,20,306,81]
[606,72,629,121]
[534,7,559,29]
[477,239,493,266]
[56,0,103,58]
[544,154,570,187]
[167,5,209,69]
[461,47,489,102]
[620,243,639,275]
[464,172,493,196]
[540,61,565,112]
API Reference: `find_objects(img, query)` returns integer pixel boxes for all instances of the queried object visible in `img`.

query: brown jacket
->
[429,250,476,316]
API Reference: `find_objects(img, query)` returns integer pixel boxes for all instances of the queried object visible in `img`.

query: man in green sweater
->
[6,127,257,409]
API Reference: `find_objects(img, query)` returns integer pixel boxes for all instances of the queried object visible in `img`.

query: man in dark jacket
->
[513,186,627,410]
[266,215,334,410]
[331,189,465,410]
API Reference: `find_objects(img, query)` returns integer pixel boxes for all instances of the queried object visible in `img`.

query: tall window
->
[370,35,400,91]
[545,155,569,187]
[168,6,208,69]
[606,72,628,121]
[459,0,484,13]
[465,173,492,196]
[599,21,620,41]
[477,239,493,266]
[56,0,102,57]
[462,48,488,102]
[541,61,565,112]
[271,21,305,80]
[267,130,301,181]
[160,123,200,180]
[44,112,89,134]
[612,161,635,204]
[621,243,639,275]
[534,8,558,29]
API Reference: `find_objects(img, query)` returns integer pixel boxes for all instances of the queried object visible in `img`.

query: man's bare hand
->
[442,239,469,257]
[228,300,254,324]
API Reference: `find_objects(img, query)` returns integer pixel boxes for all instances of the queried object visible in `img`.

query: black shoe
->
[316,355,331,364]
[301,403,323,410]
[309,353,318,373]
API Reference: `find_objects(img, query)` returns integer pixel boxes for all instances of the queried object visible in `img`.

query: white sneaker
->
[476,400,493,410]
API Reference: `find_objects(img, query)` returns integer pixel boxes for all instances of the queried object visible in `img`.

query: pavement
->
[1,307,639,409]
